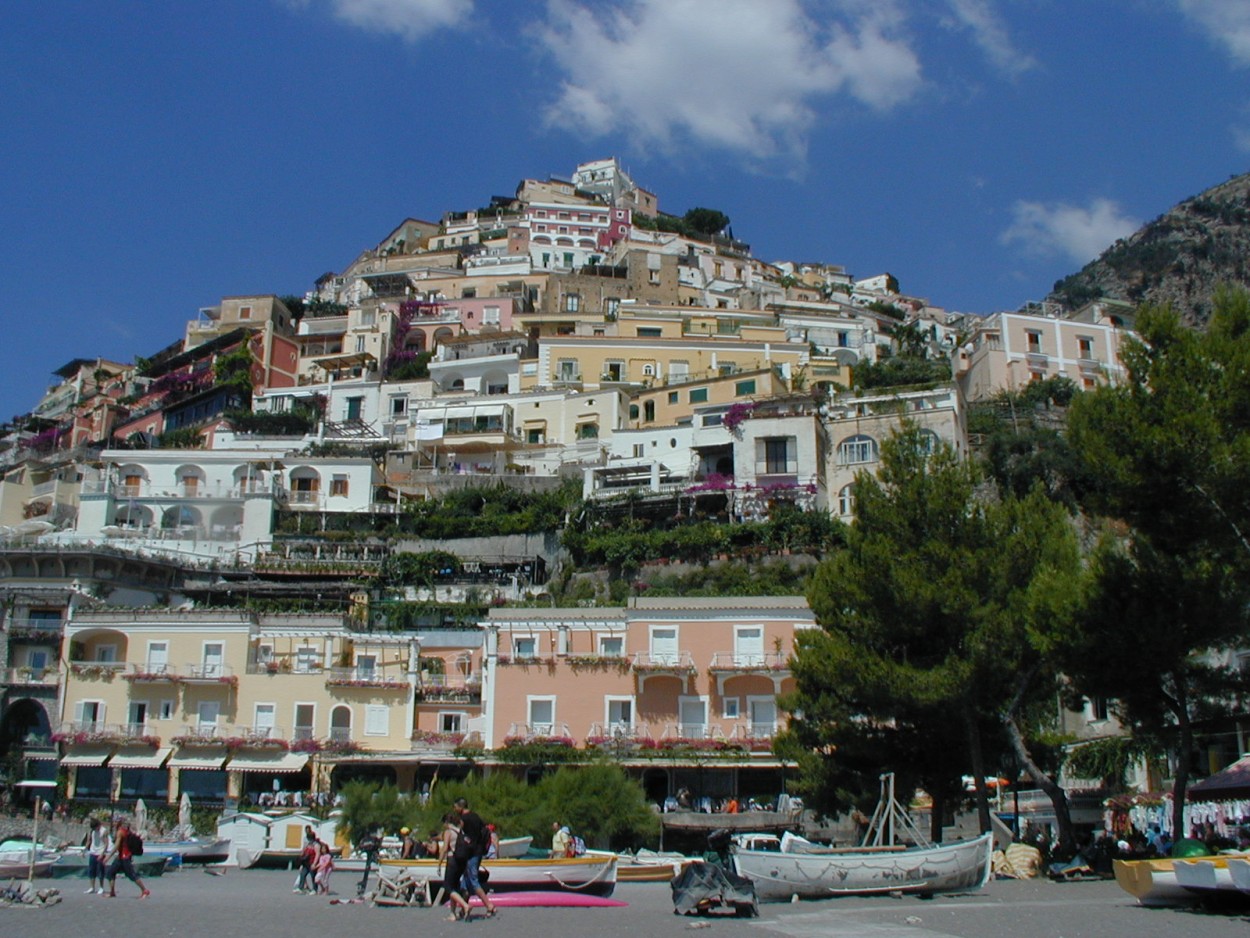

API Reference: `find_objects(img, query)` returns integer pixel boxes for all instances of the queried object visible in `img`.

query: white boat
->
[731,774,993,902]
[1116,855,1250,906]
[733,831,993,900]
[497,835,533,858]
[380,853,618,896]
[1228,857,1250,896]
[141,837,232,864]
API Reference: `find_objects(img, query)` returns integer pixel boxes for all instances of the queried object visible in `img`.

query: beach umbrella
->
[135,799,148,837]
[179,792,192,834]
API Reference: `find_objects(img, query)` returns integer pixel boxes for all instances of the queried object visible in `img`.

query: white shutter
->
[365,705,388,736]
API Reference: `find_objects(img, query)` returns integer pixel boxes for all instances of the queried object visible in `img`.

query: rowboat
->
[732,831,993,901]
[0,858,57,878]
[379,853,618,896]
[141,837,232,864]
[50,850,171,879]
[730,774,993,902]
[610,849,699,882]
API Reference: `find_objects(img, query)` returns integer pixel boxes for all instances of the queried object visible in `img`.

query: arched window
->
[838,484,855,517]
[838,434,878,465]
[330,706,352,743]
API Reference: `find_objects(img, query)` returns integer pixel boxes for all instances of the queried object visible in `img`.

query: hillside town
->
[0,157,1165,828]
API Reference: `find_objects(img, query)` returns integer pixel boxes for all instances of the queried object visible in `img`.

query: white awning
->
[226,751,310,774]
[109,746,172,770]
[168,748,229,771]
[61,745,115,767]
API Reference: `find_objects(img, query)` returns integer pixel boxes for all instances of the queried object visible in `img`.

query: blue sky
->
[3,0,1249,421]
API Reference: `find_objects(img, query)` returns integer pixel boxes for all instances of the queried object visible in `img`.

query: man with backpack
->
[454,797,497,918]
[106,818,150,899]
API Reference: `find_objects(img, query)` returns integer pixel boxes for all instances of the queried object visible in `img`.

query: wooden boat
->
[141,837,232,864]
[497,835,533,859]
[380,853,618,896]
[50,851,170,878]
[0,858,57,878]
[609,849,699,882]
[731,774,993,902]
[733,831,992,901]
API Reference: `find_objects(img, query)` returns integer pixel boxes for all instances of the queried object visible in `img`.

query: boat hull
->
[0,859,57,878]
[732,833,994,901]
[50,853,170,879]
[143,838,232,864]
[1116,856,1250,906]
[380,855,618,897]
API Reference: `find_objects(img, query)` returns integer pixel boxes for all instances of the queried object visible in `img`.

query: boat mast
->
[861,773,930,848]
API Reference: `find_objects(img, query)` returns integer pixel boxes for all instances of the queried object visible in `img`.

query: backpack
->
[127,832,144,856]
[567,834,586,857]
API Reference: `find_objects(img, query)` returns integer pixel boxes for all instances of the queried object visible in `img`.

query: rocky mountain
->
[1049,171,1250,327]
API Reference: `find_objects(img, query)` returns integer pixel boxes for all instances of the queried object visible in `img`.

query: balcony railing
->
[57,721,158,744]
[176,723,227,743]
[182,663,237,685]
[7,618,65,637]
[586,723,652,747]
[328,726,352,743]
[506,721,571,742]
[728,722,779,746]
[325,667,410,690]
[708,652,791,673]
[416,673,481,700]
[122,663,179,683]
[292,726,315,742]
[661,723,725,741]
[631,651,697,673]
[1,666,61,687]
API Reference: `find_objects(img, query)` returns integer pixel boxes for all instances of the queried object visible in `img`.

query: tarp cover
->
[1189,755,1250,799]
[671,861,758,917]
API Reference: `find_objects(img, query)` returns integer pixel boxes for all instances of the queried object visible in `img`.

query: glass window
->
[689,388,709,403]
[514,636,537,659]
[838,434,877,465]
[735,379,756,396]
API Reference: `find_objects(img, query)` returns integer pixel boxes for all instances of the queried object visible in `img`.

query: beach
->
[5,867,1249,938]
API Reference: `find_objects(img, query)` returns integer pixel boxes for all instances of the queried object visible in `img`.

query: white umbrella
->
[179,792,192,836]
[135,799,148,838]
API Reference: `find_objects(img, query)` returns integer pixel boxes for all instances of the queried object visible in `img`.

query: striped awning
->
[109,746,172,770]
[168,748,229,771]
[226,751,310,774]
[60,745,115,767]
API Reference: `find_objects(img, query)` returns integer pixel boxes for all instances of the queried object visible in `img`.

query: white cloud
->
[944,0,1036,77]
[285,0,472,42]
[534,0,922,164]
[1001,198,1140,264]
[1176,0,1250,66]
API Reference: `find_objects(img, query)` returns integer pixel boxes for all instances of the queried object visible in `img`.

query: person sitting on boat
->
[550,822,571,859]
[399,827,416,860]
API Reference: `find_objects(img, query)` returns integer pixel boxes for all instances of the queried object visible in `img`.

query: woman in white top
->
[85,818,110,895]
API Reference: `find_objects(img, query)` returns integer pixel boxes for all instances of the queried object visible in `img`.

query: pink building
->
[480,597,814,805]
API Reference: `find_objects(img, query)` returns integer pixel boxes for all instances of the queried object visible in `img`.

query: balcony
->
[285,491,322,509]
[7,618,65,641]
[173,724,228,746]
[415,673,481,701]
[411,729,480,752]
[325,667,411,691]
[709,651,791,694]
[57,721,159,746]
[181,663,238,687]
[505,722,572,744]
[121,663,180,684]
[1,666,61,689]
[728,723,779,751]
[586,723,652,750]
[632,651,697,689]
[68,660,127,680]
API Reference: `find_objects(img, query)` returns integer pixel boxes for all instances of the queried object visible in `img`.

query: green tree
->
[1066,291,1250,833]
[788,426,1082,844]
[683,207,730,236]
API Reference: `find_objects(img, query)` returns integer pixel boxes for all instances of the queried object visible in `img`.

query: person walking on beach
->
[437,812,473,921]
[294,828,317,893]
[454,797,497,918]
[106,818,150,899]
[85,818,109,895]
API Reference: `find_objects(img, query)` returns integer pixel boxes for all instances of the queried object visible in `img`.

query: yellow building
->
[58,609,482,805]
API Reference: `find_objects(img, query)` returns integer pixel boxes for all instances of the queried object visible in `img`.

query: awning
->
[109,746,172,770]
[1189,755,1250,800]
[61,745,115,767]
[168,748,229,771]
[226,751,310,774]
